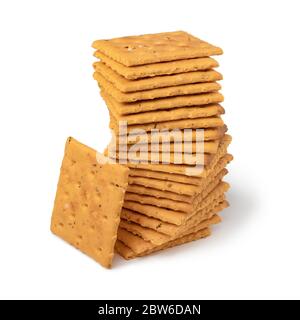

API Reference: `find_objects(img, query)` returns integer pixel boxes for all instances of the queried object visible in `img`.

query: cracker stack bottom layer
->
[92,31,233,260]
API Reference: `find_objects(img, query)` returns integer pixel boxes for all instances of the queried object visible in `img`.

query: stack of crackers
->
[92,31,232,261]
[51,31,232,269]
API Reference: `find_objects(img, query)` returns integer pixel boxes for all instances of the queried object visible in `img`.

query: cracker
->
[121,196,227,236]
[110,114,224,134]
[94,50,219,79]
[103,91,224,125]
[127,168,228,201]
[137,227,211,258]
[94,62,223,92]
[129,153,233,185]
[117,218,213,258]
[111,140,220,154]
[115,227,211,259]
[50,137,129,268]
[105,91,224,115]
[125,135,231,177]
[119,214,220,246]
[122,181,229,225]
[92,31,222,66]
[124,171,226,212]
[107,150,213,165]
[114,125,227,144]
[95,72,221,102]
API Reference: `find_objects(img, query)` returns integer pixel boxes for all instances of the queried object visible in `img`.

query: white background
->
[0,0,299,300]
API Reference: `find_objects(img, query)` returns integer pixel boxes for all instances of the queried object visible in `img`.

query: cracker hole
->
[58,222,64,228]
[98,204,102,208]
[97,247,103,253]
[103,215,108,220]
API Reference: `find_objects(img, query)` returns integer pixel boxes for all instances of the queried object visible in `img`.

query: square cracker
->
[94,62,222,92]
[94,71,221,103]
[50,137,129,268]
[103,90,224,125]
[92,31,222,66]
[94,50,219,79]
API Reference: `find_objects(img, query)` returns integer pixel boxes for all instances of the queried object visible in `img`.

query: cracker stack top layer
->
[92,31,223,66]
[51,137,129,268]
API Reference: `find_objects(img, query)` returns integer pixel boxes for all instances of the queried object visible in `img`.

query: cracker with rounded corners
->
[50,137,129,268]
[94,62,222,92]
[92,31,222,66]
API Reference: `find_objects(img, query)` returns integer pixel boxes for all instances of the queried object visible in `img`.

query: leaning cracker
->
[94,50,219,79]
[50,137,129,268]
[103,91,224,125]
[94,62,223,92]
[92,31,222,66]
[95,71,221,102]
[105,91,224,115]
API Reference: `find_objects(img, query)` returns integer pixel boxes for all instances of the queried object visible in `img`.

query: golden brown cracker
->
[121,197,227,236]
[103,91,224,125]
[122,181,229,226]
[119,214,220,246]
[124,171,227,212]
[127,167,228,198]
[105,90,224,115]
[125,135,231,177]
[95,71,221,102]
[92,31,222,66]
[110,115,224,134]
[128,153,232,185]
[111,140,220,154]
[94,61,222,92]
[94,50,219,79]
[107,149,213,166]
[114,126,227,144]
[50,137,129,268]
